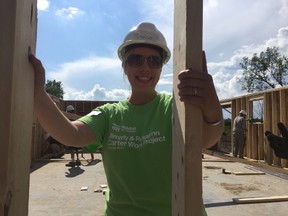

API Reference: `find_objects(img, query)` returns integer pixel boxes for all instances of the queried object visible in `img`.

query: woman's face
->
[124,47,163,94]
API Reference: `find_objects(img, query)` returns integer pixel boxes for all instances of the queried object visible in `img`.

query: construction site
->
[27,88,288,216]
[2,0,288,216]
[27,151,288,216]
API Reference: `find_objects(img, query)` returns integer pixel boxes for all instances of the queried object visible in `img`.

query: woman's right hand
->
[28,55,96,147]
[29,55,46,96]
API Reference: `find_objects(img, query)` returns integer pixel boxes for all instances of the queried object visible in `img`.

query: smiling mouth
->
[137,76,152,81]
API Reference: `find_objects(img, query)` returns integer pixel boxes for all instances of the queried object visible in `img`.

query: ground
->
[28,152,288,216]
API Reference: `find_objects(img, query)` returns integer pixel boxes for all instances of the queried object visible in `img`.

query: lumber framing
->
[220,87,288,168]
[0,0,37,215]
[222,169,265,175]
[172,0,203,215]
[233,195,288,204]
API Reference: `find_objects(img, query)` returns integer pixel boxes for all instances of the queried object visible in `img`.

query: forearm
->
[202,114,224,149]
[29,55,95,147]
[34,91,91,147]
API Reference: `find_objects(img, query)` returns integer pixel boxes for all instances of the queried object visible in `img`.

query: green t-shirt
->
[79,93,207,216]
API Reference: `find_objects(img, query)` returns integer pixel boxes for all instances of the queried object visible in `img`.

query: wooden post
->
[251,125,258,159]
[263,93,273,165]
[0,0,37,215]
[172,0,203,215]
[243,97,248,158]
[231,100,236,155]
[272,91,280,166]
[258,124,264,160]
[279,89,288,167]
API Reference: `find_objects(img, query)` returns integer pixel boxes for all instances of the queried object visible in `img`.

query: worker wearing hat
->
[66,105,75,113]
[29,22,224,216]
[65,105,81,167]
[233,110,247,158]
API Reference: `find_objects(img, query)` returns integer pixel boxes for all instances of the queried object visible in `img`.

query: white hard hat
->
[66,105,75,112]
[239,110,247,115]
[118,22,171,64]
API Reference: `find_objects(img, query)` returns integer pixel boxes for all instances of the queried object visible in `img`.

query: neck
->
[129,91,157,105]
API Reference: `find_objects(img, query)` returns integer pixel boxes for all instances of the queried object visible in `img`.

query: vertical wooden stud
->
[251,125,258,159]
[0,0,37,215]
[264,93,273,165]
[231,100,237,155]
[272,91,280,166]
[246,100,253,158]
[173,0,203,215]
[279,89,288,167]
[257,124,263,160]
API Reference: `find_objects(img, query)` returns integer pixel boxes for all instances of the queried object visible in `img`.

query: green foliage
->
[238,47,288,93]
[45,80,64,99]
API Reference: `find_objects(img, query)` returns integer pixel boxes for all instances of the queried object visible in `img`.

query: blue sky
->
[37,0,288,102]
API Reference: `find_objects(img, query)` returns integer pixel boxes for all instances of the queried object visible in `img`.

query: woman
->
[30,22,224,216]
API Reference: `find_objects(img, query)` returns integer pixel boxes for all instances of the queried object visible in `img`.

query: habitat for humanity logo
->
[111,123,136,133]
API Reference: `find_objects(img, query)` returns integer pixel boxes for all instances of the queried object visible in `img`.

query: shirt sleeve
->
[78,108,107,152]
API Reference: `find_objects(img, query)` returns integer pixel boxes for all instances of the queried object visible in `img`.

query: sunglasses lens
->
[148,56,162,68]
[127,55,144,67]
[126,55,162,69]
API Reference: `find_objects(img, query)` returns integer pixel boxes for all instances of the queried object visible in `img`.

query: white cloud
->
[279,0,288,18]
[137,0,174,54]
[158,66,173,86]
[48,56,121,81]
[41,0,288,103]
[158,78,173,85]
[55,7,85,20]
[37,0,50,11]
[46,55,127,100]
[64,84,130,101]
[209,25,288,100]
[203,0,288,62]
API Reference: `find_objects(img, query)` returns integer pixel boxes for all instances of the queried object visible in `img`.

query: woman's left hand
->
[177,51,222,122]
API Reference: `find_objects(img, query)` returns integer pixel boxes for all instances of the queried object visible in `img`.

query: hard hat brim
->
[118,40,171,64]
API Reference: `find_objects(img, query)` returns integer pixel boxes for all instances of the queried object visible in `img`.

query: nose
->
[140,58,152,71]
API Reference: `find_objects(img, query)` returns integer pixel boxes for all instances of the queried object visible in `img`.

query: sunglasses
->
[125,54,163,69]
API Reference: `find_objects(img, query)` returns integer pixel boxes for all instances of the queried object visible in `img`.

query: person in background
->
[29,22,224,216]
[65,105,81,167]
[233,110,247,158]
[65,105,95,165]
[81,150,95,161]
[43,132,65,159]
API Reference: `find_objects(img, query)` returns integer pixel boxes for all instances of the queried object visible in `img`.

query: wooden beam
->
[222,169,265,175]
[172,0,203,215]
[0,0,37,215]
[279,89,288,167]
[233,195,288,204]
[204,149,288,175]
[272,91,280,166]
[263,93,273,165]
[258,124,264,160]
[251,125,258,159]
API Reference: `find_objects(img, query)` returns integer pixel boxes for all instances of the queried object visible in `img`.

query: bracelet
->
[204,118,224,126]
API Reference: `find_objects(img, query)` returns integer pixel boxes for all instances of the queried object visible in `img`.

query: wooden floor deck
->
[28,153,288,216]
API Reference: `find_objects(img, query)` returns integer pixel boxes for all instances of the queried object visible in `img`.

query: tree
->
[238,46,288,93]
[45,80,64,99]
